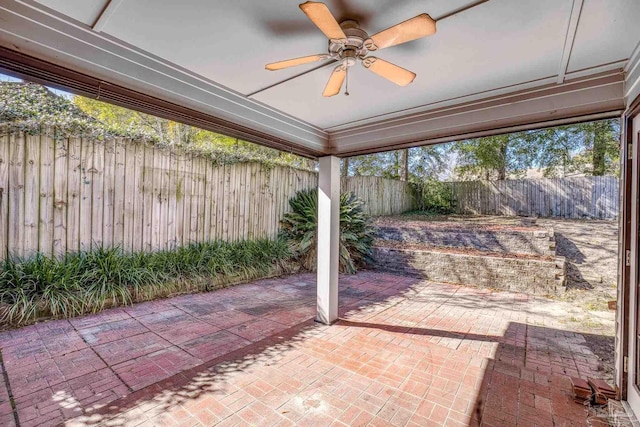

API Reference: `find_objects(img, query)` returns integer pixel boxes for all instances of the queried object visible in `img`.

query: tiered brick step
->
[373,218,566,295]
[372,244,566,296]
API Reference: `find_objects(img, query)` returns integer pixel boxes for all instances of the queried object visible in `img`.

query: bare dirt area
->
[537,218,618,295]
[373,239,554,261]
[374,213,619,382]
[538,217,618,383]
[375,214,536,232]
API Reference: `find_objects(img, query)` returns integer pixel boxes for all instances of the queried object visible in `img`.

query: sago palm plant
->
[280,189,375,274]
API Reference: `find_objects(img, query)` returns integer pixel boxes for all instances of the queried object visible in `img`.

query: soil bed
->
[374,215,540,232]
[373,239,554,261]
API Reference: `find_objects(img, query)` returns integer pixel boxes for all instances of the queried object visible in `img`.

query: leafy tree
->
[74,94,317,169]
[454,133,536,180]
[408,146,448,182]
[521,119,620,177]
[1,82,106,134]
[579,119,620,176]
[346,152,394,178]
[451,119,620,180]
[523,125,584,177]
[75,96,238,148]
[343,145,448,182]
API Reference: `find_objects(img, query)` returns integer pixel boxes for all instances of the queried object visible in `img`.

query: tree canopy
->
[2,81,620,180]
[342,119,620,181]
[0,82,315,170]
[72,96,315,169]
[344,145,448,183]
[0,82,111,136]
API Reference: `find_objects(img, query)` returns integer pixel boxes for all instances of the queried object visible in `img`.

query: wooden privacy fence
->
[0,129,415,259]
[450,176,619,219]
[342,176,415,216]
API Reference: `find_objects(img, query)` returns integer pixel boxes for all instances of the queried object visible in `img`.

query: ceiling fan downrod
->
[345,65,349,96]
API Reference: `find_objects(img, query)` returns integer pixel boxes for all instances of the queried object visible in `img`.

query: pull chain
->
[344,66,350,96]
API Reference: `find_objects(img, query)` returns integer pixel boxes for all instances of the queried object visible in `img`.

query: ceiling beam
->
[92,0,123,32]
[625,38,640,74]
[434,0,491,22]
[246,59,336,98]
[330,71,625,156]
[557,0,584,84]
[625,39,640,103]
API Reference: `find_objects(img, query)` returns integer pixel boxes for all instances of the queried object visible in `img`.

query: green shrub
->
[279,189,375,274]
[414,178,455,214]
[0,238,292,327]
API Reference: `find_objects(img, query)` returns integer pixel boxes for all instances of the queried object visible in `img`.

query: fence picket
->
[0,132,9,259]
[38,131,54,256]
[24,134,41,257]
[113,139,126,248]
[102,139,115,249]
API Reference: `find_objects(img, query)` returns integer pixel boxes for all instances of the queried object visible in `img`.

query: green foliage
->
[0,239,292,326]
[344,145,448,181]
[452,119,620,180]
[530,119,620,177]
[0,82,121,139]
[279,189,375,274]
[1,81,316,171]
[454,133,537,180]
[72,94,316,170]
[414,178,455,214]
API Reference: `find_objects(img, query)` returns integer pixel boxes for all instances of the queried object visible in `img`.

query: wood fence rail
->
[449,176,619,219]
[0,129,415,260]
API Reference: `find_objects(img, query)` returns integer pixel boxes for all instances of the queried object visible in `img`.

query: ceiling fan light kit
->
[265,1,436,97]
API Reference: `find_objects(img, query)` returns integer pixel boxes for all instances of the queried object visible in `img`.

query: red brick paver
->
[0,272,605,426]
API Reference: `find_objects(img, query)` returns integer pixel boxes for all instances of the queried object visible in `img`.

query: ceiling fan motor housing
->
[328,20,370,67]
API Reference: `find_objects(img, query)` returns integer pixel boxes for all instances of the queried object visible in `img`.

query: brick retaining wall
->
[372,246,566,295]
[375,226,555,256]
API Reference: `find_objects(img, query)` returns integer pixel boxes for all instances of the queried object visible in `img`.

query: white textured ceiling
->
[253,0,574,128]
[567,0,640,72]
[30,0,640,130]
[17,0,640,152]
[34,0,105,26]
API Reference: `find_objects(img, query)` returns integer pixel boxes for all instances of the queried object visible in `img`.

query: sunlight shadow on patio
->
[57,272,605,426]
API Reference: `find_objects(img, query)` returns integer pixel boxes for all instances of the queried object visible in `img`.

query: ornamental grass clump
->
[0,238,292,327]
[279,189,375,274]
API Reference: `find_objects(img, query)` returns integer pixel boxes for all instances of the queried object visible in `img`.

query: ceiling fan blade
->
[368,14,436,50]
[266,54,328,71]
[362,57,415,86]
[323,66,346,97]
[299,1,347,40]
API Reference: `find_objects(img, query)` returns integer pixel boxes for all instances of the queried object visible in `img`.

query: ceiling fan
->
[265,1,437,97]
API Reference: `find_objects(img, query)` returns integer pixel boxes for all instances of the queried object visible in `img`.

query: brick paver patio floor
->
[0,271,605,426]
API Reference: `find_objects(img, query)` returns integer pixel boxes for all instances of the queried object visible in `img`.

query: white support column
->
[317,155,340,325]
